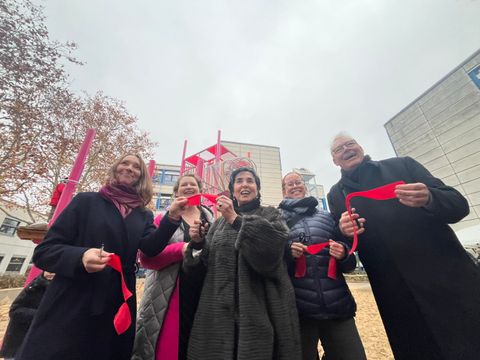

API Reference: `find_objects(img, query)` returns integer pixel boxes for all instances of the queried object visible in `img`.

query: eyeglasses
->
[285,180,304,188]
[331,140,357,155]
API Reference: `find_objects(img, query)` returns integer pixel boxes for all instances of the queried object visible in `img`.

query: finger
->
[395,183,426,191]
[291,243,302,251]
[86,264,108,273]
[396,189,427,198]
[88,256,111,266]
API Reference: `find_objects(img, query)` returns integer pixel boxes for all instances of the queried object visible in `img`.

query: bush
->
[0,274,28,289]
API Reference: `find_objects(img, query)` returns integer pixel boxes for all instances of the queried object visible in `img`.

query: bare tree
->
[0,0,80,197]
[0,0,158,218]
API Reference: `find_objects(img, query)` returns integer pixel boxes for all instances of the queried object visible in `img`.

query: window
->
[0,218,21,236]
[155,194,172,210]
[6,256,26,272]
[159,170,180,185]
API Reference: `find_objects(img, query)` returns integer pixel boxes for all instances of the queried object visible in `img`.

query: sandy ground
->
[0,281,394,359]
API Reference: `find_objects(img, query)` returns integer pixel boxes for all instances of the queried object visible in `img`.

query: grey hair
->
[330,132,355,151]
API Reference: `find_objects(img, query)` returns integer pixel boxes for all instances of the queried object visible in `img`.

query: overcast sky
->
[39,0,480,192]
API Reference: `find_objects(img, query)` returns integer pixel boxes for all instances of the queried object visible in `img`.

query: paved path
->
[0,287,22,301]
[347,281,371,290]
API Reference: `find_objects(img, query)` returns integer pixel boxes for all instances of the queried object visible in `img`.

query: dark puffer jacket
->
[279,197,357,320]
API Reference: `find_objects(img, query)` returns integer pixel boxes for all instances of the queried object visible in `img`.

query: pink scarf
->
[99,183,144,218]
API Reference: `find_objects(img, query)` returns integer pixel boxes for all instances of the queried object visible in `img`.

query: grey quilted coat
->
[132,207,214,360]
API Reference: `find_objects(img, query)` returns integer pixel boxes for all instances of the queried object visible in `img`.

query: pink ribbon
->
[186,194,218,206]
[107,254,133,335]
[345,181,405,254]
[295,243,337,280]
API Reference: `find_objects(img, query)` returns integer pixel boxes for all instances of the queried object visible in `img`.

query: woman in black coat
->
[0,272,54,359]
[16,154,186,360]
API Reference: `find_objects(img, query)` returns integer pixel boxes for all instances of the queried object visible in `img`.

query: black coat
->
[327,156,480,360]
[16,192,178,360]
[0,275,50,358]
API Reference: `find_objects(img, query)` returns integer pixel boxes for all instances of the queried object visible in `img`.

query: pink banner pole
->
[180,140,187,175]
[25,128,96,286]
[148,160,156,178]
[214,130,221,194]
[195,158,205,179]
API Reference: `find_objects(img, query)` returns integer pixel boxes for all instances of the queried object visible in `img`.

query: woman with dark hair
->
[133,174,214,360]
[280,171,366,360]
[185,167,301,360]
[16,154,186,360]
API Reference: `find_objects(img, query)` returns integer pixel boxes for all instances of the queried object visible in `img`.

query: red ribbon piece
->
[295,242,337,280]
[186,194,218,206]
[345,181,405,254]
[107,254,133,335]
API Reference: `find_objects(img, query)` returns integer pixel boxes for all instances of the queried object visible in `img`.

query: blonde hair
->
[173,174,203,196]
[106,153,153,205]
[281,171,306,192]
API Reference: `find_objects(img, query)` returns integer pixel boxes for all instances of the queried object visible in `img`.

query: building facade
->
[0,202,38,275]
[151,141,284,212]
[221,141,283,207]
[151,163,181,213]
[385,49,480,231]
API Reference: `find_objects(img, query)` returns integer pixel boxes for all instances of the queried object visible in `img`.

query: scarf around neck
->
[339,155,377,192]
[278,196,318,223]
[99,183,144,218]
[234,197,261,213]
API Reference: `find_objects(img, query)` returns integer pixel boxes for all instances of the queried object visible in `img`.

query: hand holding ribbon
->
[344,181,405,254]
[295,242,338,280]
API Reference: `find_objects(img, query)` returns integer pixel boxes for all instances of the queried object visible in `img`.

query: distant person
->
[327,133,480,360]
[133,174,214,360]
[185,167,301,359]
[47,178,67,220]
[279,171,366,360]
[16,154,184,360]
[0,272,54,360]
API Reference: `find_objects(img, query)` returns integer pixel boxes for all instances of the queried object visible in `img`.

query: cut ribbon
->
[345,181,405,254]
[295,242,337,280]
[107,254,133,335]
[186,194,218,206]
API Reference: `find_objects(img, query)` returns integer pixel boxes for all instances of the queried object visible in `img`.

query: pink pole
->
[25,128,96,286]
[215,130,221,164]
[180,140,187,175]
[214,130,221,193]
[195,158,204,179]
[148,160,156,178]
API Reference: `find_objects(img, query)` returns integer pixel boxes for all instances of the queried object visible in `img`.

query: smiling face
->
[233,171,258,206]
[282,173,306,199]
[331,136,365,171]
[115,155,142,186]
[175,175,200,197]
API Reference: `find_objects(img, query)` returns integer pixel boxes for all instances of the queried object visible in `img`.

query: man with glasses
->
[327,133,480,360]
